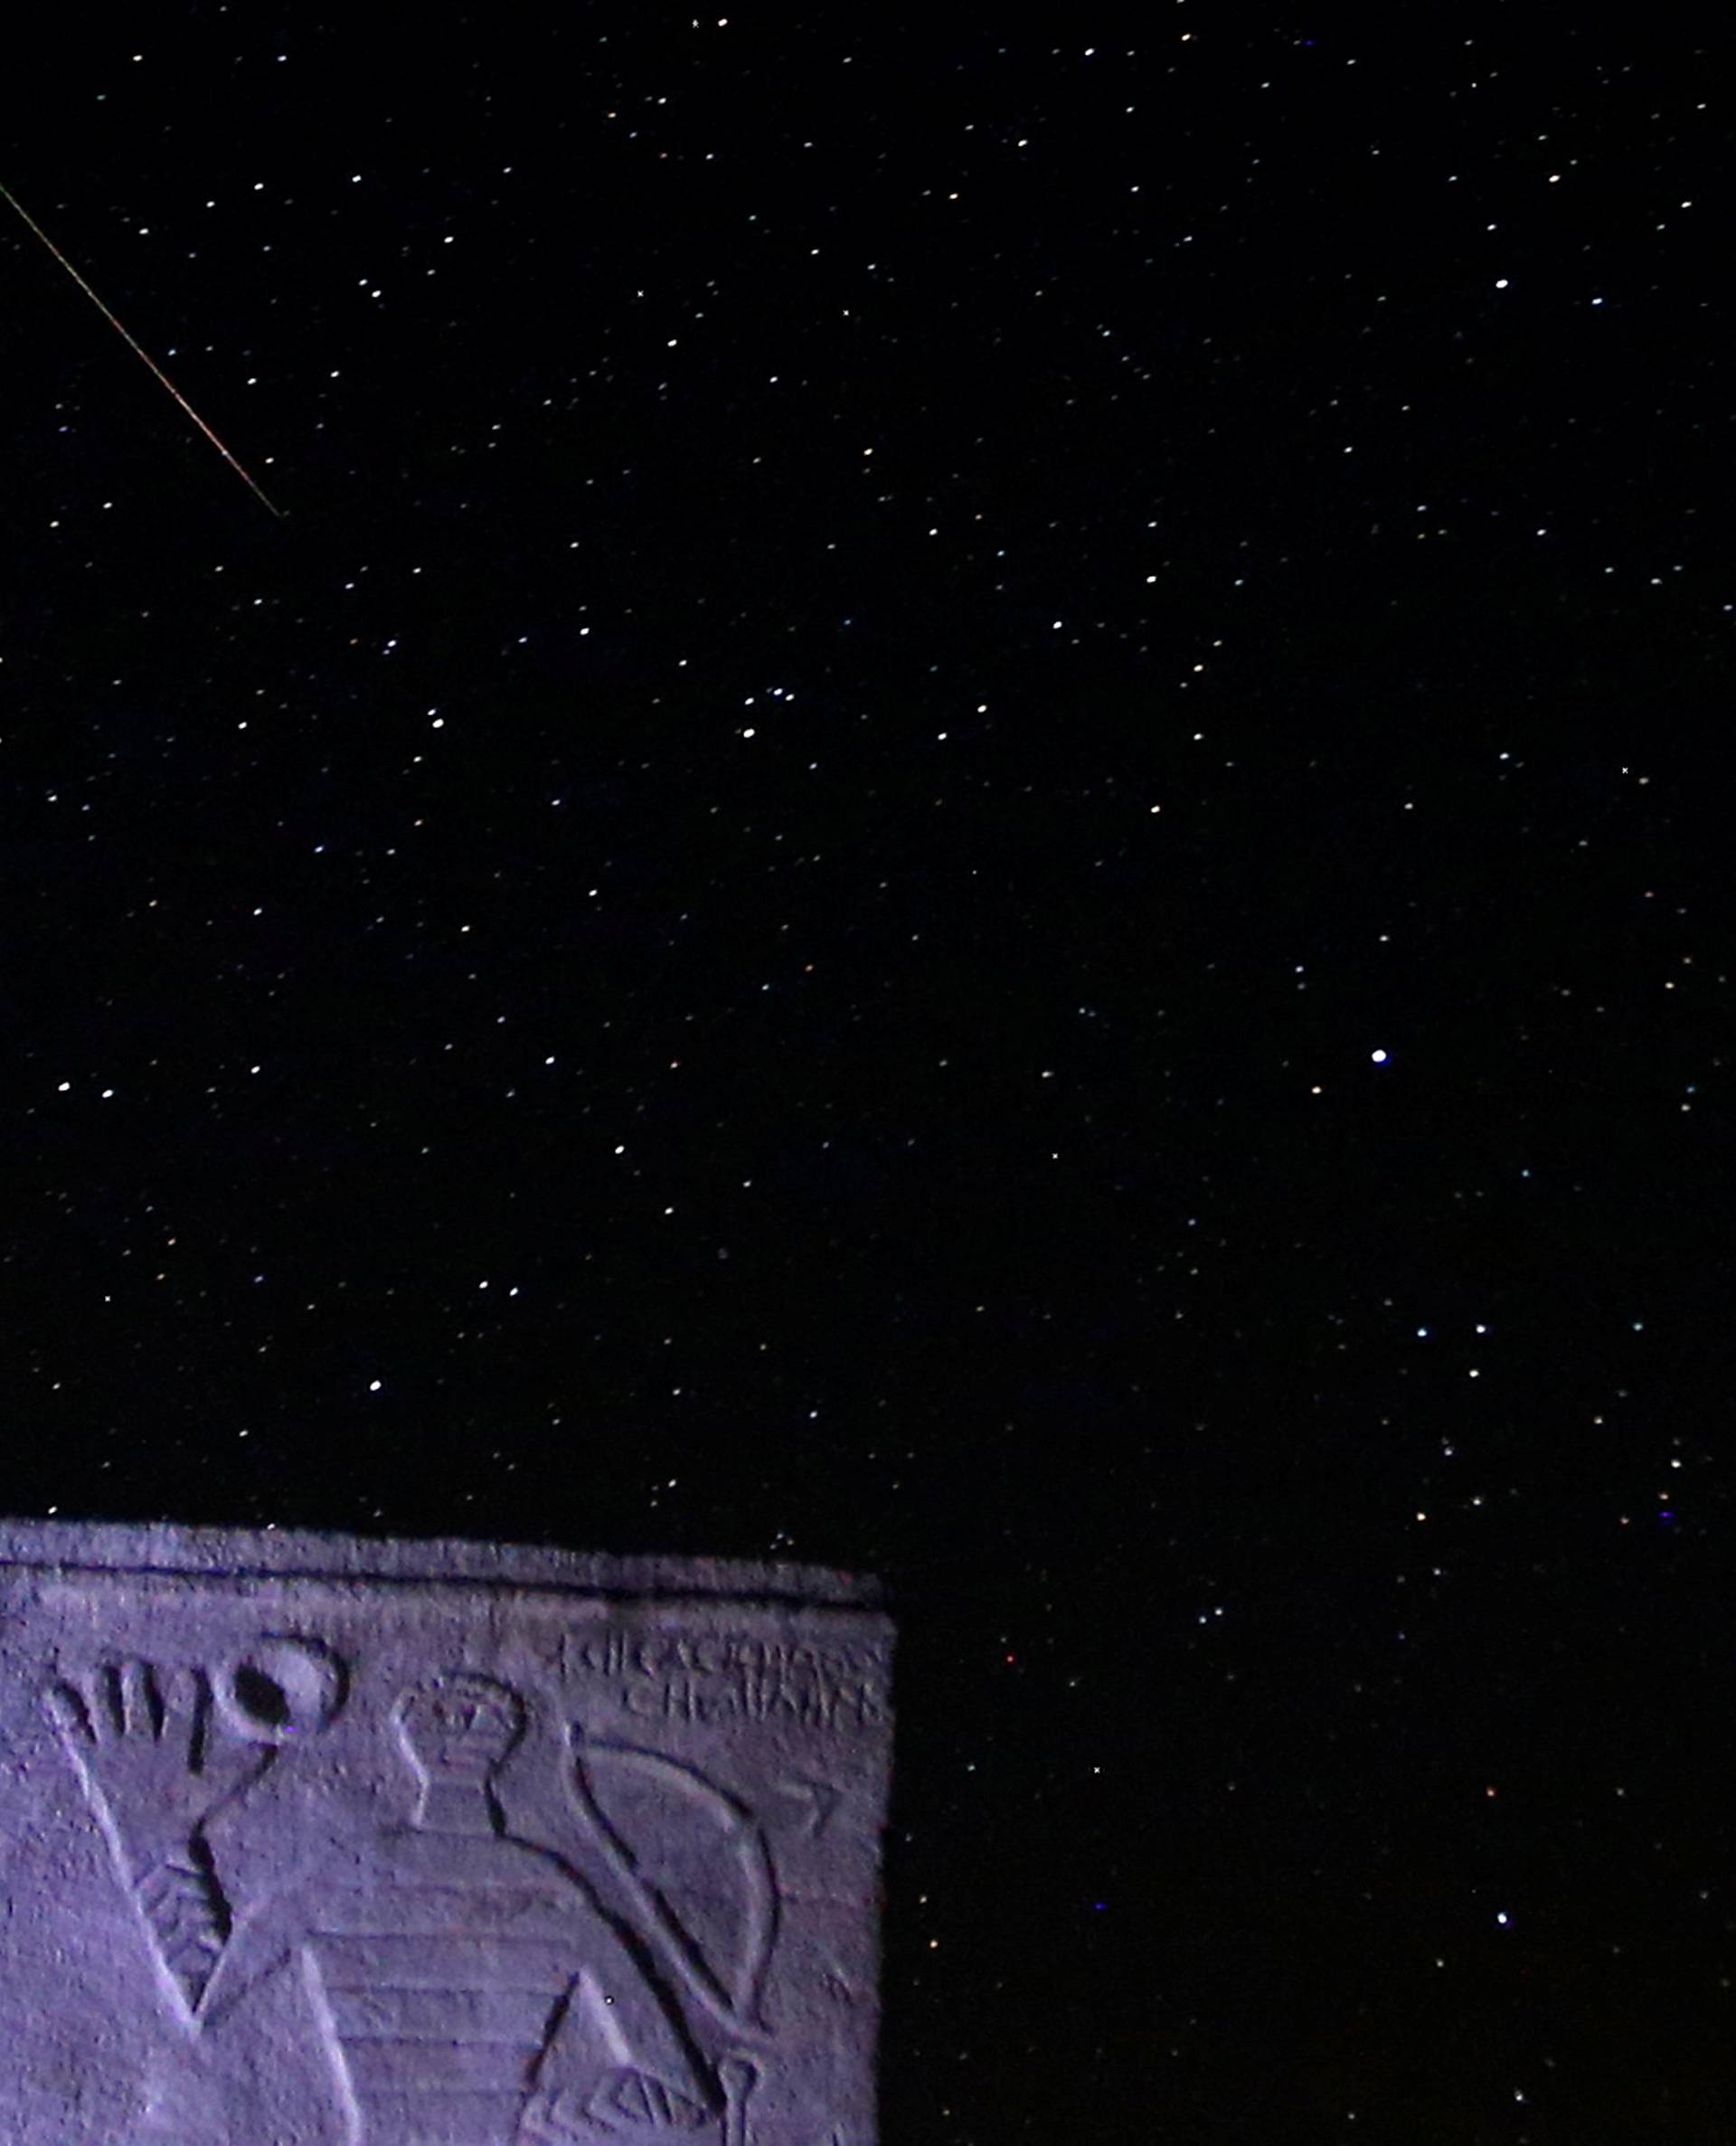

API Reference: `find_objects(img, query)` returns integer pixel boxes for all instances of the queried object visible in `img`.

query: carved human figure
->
[299,1673,718,2144]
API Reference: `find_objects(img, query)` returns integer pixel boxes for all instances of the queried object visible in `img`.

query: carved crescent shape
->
[567,1738,778,2039]
[213,1636,346,1744]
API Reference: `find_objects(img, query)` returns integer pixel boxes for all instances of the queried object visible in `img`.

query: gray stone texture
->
[0,1518,894,2145]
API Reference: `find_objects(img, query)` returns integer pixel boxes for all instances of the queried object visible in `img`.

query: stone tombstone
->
[0,1517,895,2146]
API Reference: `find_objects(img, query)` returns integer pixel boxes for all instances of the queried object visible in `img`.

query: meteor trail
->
[1,179,284,518]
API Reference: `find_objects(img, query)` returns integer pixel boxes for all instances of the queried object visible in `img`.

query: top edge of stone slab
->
[0,1515,886,1611]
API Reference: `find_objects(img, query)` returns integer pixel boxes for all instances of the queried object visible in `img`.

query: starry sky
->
[4,14,1733,2140]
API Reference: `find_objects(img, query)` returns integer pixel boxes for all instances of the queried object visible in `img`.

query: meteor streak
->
[1,179,284,517]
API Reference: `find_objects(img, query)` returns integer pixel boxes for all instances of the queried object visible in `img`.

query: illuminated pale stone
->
[0,1517,893,2145]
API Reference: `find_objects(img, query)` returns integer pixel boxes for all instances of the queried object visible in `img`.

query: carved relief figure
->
[44,1650,775,2143]
[302,1673,718,2144]
[43,1640,345,2023]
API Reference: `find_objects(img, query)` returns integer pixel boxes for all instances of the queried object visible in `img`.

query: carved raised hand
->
[42,1660,269,2018]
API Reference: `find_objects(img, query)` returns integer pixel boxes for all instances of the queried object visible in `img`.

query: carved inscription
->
[555,1631,890,1735]
[0,1525,892,2145]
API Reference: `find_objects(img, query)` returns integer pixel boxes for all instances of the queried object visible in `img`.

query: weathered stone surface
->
[0,1517,894,2144]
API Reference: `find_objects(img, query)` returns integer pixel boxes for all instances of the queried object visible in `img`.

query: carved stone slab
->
[0,1518,894,2146]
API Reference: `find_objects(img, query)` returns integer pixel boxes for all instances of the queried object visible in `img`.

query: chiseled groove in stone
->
[0,1517,894,2146]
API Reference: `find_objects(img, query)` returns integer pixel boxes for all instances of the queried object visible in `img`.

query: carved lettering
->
[0,1522,893,2143]
[561,1629,890,1735]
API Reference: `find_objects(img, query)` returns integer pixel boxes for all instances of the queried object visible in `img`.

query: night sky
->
[5,15,1733,2140]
